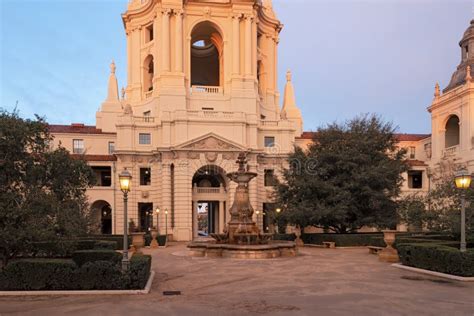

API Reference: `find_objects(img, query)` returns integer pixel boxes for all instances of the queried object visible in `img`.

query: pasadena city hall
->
[48,0,474,241]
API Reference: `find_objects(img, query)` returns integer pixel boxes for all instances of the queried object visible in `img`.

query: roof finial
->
[434,82,440,98]
[466,65,472,82]
[286,69,292,82]
[110,60,116,74]
[121,87,126,100]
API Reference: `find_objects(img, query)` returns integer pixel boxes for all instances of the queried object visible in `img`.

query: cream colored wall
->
[52,133,116,155]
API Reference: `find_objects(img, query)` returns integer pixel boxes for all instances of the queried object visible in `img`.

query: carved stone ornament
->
[222,152,235,160]
[205,152,218,162]
[187,152,200,159]
[184,136,238,150]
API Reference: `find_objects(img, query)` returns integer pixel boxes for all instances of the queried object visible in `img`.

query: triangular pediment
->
[174,133,246,151]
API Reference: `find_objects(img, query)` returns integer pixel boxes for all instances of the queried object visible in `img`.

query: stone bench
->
[368,246,384,254]
[322,241,336,249]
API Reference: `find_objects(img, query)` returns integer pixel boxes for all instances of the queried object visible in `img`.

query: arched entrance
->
[192,165,228,238]
[91,200,112,235]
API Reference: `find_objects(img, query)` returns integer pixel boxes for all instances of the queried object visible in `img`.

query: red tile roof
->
[71,154,117,162]
[297,132,431,142]
[48,124,116,135]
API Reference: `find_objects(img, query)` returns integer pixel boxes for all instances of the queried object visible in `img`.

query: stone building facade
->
[49,1,474,239]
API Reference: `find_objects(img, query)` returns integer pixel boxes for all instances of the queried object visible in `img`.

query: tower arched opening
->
[190,21,223,88]
[143,55,154,92]
[445,115,460,148]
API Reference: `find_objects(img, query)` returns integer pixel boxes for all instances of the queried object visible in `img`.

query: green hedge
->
[301,233,386,247]
[30,240,97,258]
[398,243,474,277]
[72,250,121,267]
[93,240,117,250]
[273,233,297,241]
[0,254,152,290]
[83,235,131,250]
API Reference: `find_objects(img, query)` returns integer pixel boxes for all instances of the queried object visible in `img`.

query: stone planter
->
[157,235,168,247]
[294,227,304,247]
[150,229,158,249]
[379,230,399,262]
[131,232,145,253]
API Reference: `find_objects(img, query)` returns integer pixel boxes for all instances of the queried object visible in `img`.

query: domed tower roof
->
[443,20,474,93]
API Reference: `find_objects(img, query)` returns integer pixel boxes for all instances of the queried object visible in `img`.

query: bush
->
[129,254,152,289]
[273,233,297,241]
[85,235,132,250]
[0,259,77,291]
[0,254,152,290]
[93,240,117,250]
[29,240,97,258]
[398,243,474,277]
[72,250,121,267]
[157,235,167,246]
[302,233,385,247]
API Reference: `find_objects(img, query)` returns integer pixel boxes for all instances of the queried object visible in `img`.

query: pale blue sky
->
[0,0,472,133]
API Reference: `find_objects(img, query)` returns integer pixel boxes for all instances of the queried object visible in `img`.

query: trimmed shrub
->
[93,240,117,250]
[144,234,152,247]
[0,254,152,291]
[30,240,96,258]
[84,235,132,250]
[394,238,459,249]
[273,233,297,241]
[0,259,77,291]
[302,233,385,247]
[129,254,152,289]
[398,243,474,277]
[157,235,167,246]
[72,250,121,267]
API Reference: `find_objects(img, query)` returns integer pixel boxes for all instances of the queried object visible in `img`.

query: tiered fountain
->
[188,152,297,259]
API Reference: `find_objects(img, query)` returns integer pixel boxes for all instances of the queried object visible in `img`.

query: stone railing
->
[145,90,153,99]
[193,186,226,194]
[443,145,459,157]
[134,116,155,123]
[260,120,279,127]
[190,85,222,94]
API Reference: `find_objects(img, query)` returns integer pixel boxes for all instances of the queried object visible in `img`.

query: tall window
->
[264,136,275,148]
[445,115,460,148]
[409,146,416,159]
[108,142,115,154]
[73,139,84,154]
[408,171,423,189]
[264,170,276,187]
[140,168,151,186]
[139,133,151,145]
[143,55,154,93]
[145,24,153,43]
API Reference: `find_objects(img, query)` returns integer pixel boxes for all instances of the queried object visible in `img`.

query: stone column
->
[244,14,253,76]
[174,9,183,72]
[219,200,225,233]
[161,8,171,72]
[232,14,241,76]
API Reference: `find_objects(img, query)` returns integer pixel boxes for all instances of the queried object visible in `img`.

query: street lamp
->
[155,207,160,236]
[454,169,472,252]
[165,209,169,237]
[275,208,282,234]
[119,168,132,271]
[255,210,260,229]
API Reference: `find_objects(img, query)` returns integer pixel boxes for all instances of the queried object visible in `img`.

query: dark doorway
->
[101,204,112,234]
[197,201,219,236]
[138,203,153,232]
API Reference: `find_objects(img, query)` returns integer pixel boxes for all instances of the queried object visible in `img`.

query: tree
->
[276,115,408,233]
[0,109,95,266]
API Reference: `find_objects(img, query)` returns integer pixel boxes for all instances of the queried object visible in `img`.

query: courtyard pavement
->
[0,242,473,316]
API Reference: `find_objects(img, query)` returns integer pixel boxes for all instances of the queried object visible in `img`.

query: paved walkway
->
[0,243,473,315]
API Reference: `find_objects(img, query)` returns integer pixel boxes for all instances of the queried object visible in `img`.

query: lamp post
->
[119,168,132,271]
[155,207,160,236]
[255,210,260,230]
[165,209,169,237]
[275,208,281,234]
[454,169,472,252]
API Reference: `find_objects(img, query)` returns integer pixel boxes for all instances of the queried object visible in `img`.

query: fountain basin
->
[187,241,297,259]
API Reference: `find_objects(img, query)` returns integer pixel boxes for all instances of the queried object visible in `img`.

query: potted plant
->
[157,234,167,247]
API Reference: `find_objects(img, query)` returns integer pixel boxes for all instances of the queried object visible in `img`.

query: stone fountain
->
[188,152,297,259]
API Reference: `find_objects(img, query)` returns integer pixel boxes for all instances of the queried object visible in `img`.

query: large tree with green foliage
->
[0,110,95,265]
[276,115,408,233]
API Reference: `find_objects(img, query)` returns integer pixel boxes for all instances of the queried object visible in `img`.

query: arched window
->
[190,22,223,88]
[143,55,154,92]
[445,115,460,148]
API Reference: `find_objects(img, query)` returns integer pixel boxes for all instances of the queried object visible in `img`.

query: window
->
[140,168,151,186]
[143,55,154,93]
[264,170,276,187]
[92,166,112,187]
[408,171,423,189]
[143,111,151,122]
[73,139,84,154]
[145,24,153,43]
[108,142,115,154]
[264,136,275,148]
[139,133,151,145]
[409,146,416,159]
